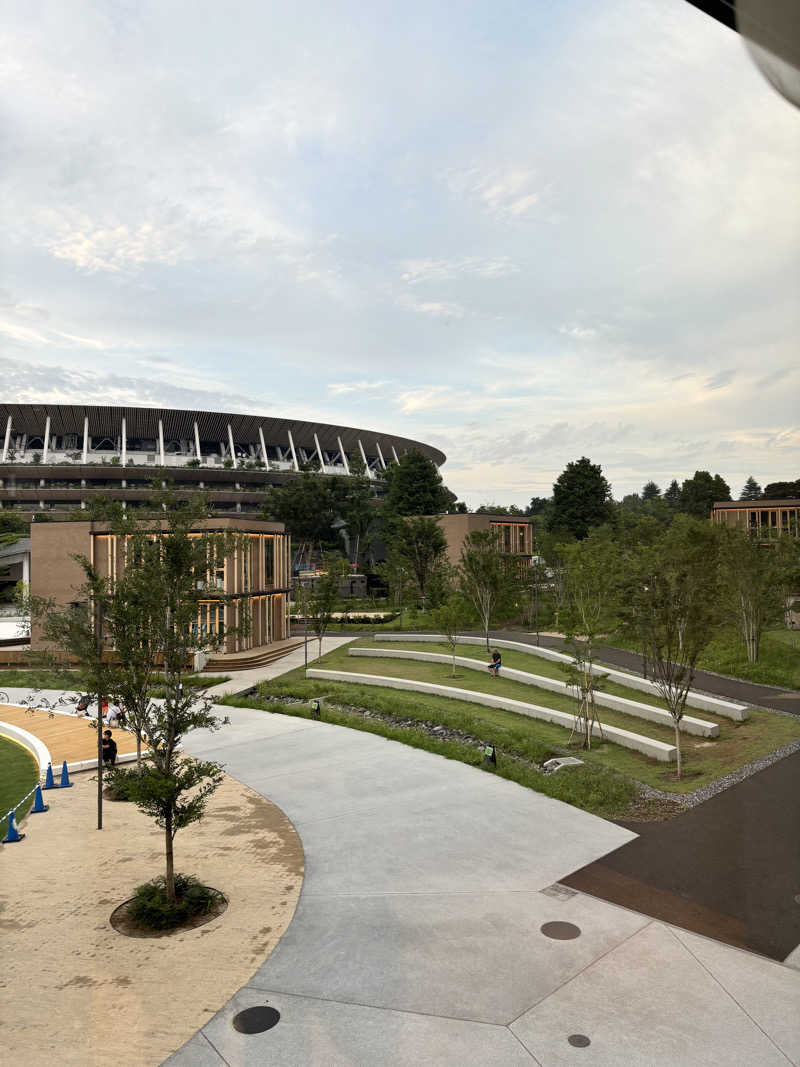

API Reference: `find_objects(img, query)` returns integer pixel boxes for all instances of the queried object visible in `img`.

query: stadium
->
[0,403,446,518]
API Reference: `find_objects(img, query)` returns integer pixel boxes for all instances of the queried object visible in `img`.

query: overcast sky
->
[2,0,798,507]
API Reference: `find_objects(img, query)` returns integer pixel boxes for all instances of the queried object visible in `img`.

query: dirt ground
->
[0,769,304,1066]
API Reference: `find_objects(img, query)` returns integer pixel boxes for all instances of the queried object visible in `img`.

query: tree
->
[718,526,787,662]
[33,498,237,904]
[740,476,762,501]
[526,497,551,516]
[432,595,471,676]
[0,511,28,549]
[642,481,661,501]
[386,517,448,608]
[383,450,450,516]
[557,533,619,749]
[679,471,731,519]
[762,479,800,499]
[262,473,339,570]
[337,466,377,570]
[305,554,350,659]
[458,530,514,650]
[663,480,681,508]
[625,518,720,779]
[549,457,613,540]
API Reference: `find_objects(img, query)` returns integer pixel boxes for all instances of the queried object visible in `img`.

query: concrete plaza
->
[166,703,800,1066]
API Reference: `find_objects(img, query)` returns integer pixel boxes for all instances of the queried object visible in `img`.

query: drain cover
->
[540,921,581,940]
[232,1005,281,1034]
[568,1034,591,1047]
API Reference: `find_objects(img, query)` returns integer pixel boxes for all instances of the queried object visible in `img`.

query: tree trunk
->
[165,808,175,904]
[136,732,142,770]
[674,722,682,780]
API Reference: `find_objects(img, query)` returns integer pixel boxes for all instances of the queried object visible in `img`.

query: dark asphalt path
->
[490,630,800,716]
[563,749,800,961]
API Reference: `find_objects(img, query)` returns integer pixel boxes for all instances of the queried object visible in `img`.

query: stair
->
[204,639,305,673]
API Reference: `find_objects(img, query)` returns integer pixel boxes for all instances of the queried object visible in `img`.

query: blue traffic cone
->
[3,810,25,843]
[59,760,73,788]
[43,763,56,790]
[31,784,49,813]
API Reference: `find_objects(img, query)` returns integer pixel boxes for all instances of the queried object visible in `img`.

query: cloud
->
[400,257,517,284]
[704,368,736,391]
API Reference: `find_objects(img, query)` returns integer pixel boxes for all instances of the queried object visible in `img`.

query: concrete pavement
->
[165,705,800,1066]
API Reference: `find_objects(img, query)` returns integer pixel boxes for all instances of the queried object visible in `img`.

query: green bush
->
[128,873,222,929]
[104,766,139,801]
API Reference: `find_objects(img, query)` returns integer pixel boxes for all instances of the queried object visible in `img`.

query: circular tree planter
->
[110,887,228,938]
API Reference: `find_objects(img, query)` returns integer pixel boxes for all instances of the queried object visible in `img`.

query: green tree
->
[262,473,339,569]
[679,471,731,519]
[739,476,762,501]
[337,467,377,570]
[305,554,351,659]
[0,511,28,549]
[663,480,681,508]
[458,530,514,650]
[718,526,788,662]
[386,516,448,608]
[558,533,619,749]
[33,498,236,904]
[550,457,613,540]
[642,481,661,501]
[383,450,450,516]
[624,517,720,779]
[762,479,800,498]
[432,595,472,676]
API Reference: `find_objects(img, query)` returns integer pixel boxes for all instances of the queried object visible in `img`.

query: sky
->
[2,0,799,509]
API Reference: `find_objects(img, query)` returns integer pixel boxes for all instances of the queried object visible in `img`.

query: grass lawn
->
[0,670,230,695]
[0,736,39,839]
[604,626,800,690]
[232,639,800,803]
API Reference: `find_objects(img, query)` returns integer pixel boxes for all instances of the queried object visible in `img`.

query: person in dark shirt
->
[488,650,501,677]
[102,730,117,767]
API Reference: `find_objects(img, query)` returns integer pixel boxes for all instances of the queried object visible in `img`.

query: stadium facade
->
[0,403,446,517]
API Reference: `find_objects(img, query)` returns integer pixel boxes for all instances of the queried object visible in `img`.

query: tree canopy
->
[549,457,613,539]
[678,471,731,519]
[739,476,762,501]
[383,450,451,516]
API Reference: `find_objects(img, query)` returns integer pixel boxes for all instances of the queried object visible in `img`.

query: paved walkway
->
[202,636,356,698]
[166,705,800,1066]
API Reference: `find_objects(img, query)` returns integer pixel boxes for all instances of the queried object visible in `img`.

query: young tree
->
[718,526,786,662]
[305,554,351,660]
[432,595,471,676]
[262,473,339,570]
[627,518,720,779]
[557,534,618,749]
[386,516,448,609]
[383,450,451,516]
[336,466,376,569]
[33,499,239,904]
[550,457,613,539]
[458,530,514,650]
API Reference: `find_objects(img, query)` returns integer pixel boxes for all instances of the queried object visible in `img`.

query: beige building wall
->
[433,514,533,568]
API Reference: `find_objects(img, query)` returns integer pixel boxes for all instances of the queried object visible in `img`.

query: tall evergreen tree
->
[739,476,762,501]
[383,449,450,516]
[549,457,613,539]
[679,471,731,519]
[663,480,681,508]
[642,481,661,501]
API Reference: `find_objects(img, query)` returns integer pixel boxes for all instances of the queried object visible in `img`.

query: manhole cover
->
[232,1006,281,1034]
[568,1034,591,1047]
[541,921,581,940]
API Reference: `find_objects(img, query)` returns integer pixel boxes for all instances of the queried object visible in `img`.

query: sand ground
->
[0,768,303,1066]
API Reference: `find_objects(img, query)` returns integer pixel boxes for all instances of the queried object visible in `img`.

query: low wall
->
[350,648,718,738]
[376,634,749,721]
[0,720,52,773]
[307,667,677,763]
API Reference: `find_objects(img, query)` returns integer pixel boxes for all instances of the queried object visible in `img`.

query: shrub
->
[128,873,222,929]
[104,765,139,801]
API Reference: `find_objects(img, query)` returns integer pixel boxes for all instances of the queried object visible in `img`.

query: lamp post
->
[95,598,104,830]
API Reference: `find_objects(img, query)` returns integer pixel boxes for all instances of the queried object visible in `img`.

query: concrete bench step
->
[376,634,749,722]
[307,667,677,763]
[351,648,718,738]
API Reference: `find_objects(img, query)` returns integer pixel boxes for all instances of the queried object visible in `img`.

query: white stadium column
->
[194,421,202,462]
[121,417,127,467]
[2,415,12,461]
[313,432,325,472]
[227,424,238,469]
[82,416,89,462]
[158,419,165,466]
[258,426,268,466]
[375,441,386,470]
[358,438,369,472]
[337,436,350,474]
[42,415,51,463]
[287,429,299,471]
[391,445,400,464]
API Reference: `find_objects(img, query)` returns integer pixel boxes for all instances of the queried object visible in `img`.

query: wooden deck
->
[0,705,140,765]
